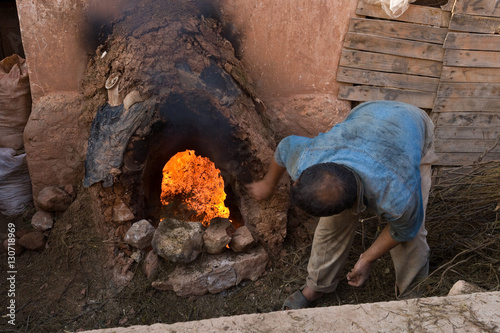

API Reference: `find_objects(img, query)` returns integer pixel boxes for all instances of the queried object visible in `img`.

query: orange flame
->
[160,150,230,226]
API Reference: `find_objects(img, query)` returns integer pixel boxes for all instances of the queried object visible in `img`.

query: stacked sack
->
[0,54,32,216]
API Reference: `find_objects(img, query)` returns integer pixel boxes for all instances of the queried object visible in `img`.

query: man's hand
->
[247,180,275,201]
[247,159,286,201]
[346,254,372,287]
[346,224,400,287]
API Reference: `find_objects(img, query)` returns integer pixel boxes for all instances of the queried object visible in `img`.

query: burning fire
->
[160,150,230,226]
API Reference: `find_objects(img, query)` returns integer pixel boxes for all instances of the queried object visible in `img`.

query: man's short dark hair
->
[291,163,357,217]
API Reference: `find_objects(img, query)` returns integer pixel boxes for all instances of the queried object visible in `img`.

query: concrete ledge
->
[83,292,500,332]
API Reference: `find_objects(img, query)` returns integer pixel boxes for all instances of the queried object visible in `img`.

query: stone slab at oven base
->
[152,245,269,297]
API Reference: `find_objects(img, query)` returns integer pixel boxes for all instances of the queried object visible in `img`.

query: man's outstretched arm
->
[247,158,286,200]
[346,223,400,287]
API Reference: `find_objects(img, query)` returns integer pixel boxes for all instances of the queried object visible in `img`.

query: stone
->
[111,252,135,289]
[76,291,500,333]
[448,280,486,296]
[143,250,159,280]
[229,226,256,253]
[15,228,31,238]
[115,223,132,238]
[203,218,235,254]
[37,186,73,212]
[207,262,237,294]
[124,219,155,249]
[112,198,135,222]
[152,218,204,263]
[31,210,54,231]
[152,273,208,297]
[103,206,113,220]
[152,245,269,297]
[18,231,46,250]
[130,251,143,263]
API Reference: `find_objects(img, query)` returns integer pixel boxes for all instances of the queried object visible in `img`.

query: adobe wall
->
[218,0,357,137]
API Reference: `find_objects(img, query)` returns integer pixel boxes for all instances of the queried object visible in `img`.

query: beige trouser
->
[306,145,438,296]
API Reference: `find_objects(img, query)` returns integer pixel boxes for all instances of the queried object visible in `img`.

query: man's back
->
[275,101,436,241]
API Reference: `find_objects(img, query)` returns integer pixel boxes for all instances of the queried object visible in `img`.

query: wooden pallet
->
[433,0,500,165]
[337,0,500,166]
[337,1,450,109]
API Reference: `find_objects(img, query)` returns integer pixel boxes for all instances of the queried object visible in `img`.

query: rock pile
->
[120,216,267,297]
[2,184,76,255]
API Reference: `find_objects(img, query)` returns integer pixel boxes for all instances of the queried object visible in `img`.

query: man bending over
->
[247,101,438,309]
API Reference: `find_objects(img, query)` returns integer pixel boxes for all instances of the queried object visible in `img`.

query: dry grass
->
[415,160,500,296]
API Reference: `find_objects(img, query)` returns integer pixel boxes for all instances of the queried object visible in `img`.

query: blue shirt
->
[275,101,433,242]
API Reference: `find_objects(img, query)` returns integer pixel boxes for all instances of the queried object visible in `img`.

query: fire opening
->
[160,150,230,226]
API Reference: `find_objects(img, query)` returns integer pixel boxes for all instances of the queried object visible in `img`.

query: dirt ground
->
[1,161,499,333]
[0,197,389,333]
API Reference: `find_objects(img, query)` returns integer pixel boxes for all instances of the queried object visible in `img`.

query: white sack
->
[363,0,415,18]
[0,148,32,216]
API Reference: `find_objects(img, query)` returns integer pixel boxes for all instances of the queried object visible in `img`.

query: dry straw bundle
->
[422,160,500,296]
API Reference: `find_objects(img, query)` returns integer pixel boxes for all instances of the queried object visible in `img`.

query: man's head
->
[291,162,357,217]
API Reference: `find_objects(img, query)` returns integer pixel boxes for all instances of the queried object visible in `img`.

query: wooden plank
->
[337,67,440,92]
[433,112,500,127]
[356,1,451,27]
[339,49,442,77]
[436,126,499,140]
[444,32,500,51]
[435,152,500,166]
[343,32,445,61]
[338,85,436,108]
[453,0,500,18]
[433,97,500,112]
[348,18,448,44]
[449,13,500,33]
[440,66,500,83]
[437,83,500,98]
[434,139,500,153]
[444,49,500,68]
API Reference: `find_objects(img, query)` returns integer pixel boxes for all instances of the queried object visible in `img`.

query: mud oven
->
[80,2,289,297]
